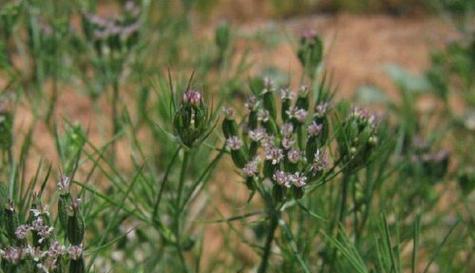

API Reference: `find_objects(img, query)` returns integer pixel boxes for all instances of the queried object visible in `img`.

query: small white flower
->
[315,102,329,117]
[222,107,235,119]
[249,128,267,142]
[68,245,83,261]
[281,123,294,137]
[287,149,302,163]
[312,149,328,173]
[290,172,307,188]
[298,85,309,97]
[280,88,294,100]
[281,137,295,150]
[273,170,291,188]
[307,121,322,137]
[265,146,284,165]
[245,96,258,111]
[242,158,259,177]
[226,136,242,150]
[57,176,70,194]
[257,110,270,122]
[294,109,308,123]
[15,225,30,240]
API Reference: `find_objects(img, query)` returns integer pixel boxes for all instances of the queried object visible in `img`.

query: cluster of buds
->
[335,106,381,171]
[297,30,323,78]
[0,177,85,273]
[222,79,331,200]
[173,89,213,148]
[81,1,141,57]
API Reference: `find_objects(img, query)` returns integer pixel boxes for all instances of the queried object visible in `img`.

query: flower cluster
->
[81,1,141,56]
[335,105,381,171]
[0,177,86,273]
[223,78,331,200]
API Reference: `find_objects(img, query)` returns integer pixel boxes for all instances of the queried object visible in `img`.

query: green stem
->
[257,209,279,273]
[174,149,191,272]
[177,150,190,209]
[111,79,120,163]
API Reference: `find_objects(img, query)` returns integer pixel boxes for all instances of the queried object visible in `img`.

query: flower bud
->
[297,30,323,78]
[67,199,85,245]
[262,90,277,120]
[173,89,211,147]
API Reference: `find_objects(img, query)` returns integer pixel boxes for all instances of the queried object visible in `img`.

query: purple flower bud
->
[182,89,202,106]
[245,96,258,111]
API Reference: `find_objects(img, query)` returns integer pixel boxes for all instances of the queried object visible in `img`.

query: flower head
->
[182,89,202,106]
[307,121,322,136]
[226,136,242,150]
[265,146,284,165]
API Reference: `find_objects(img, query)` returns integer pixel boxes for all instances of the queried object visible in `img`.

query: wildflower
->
[57,176,71,194]
[294,109,308,123]
[222,107,235,120]
[68,245,83,261]
[280,88,294,100]
[287,107,308,123]
[290,172,307,188]
[245,95,258,111]
[315,102,329,117]
[48,241,65,258]
[182,89,202,106]
[281,137,295,150]
[2,247,22,264]
[287,149,302,163]
[249,128,267,142]
[281,123,294,137]
[226,136,242,150]
[242,158,259,177]
[273,170,290,188]
[298,85,309,97]
[15,224,30,240]
[261,134,275,148]
[307,121,322,136]
[257,109,270,122]
[311,149,328,173]
[265,146,284,165]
